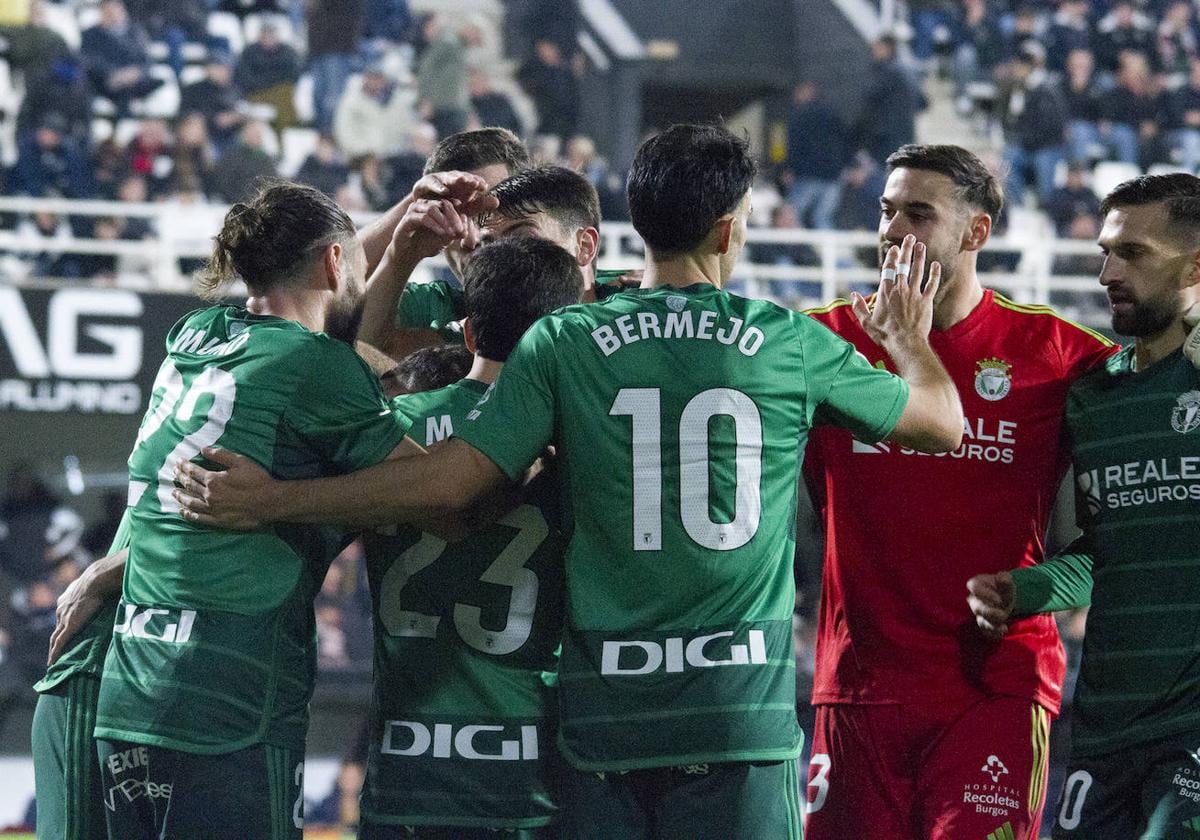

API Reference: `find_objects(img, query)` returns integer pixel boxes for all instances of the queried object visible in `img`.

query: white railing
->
[0,196,1113,327]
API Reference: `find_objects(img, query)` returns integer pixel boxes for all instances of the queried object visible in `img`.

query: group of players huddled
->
[27,122,1200,840]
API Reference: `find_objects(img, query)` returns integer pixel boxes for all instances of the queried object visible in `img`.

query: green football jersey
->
[96,305,410,754]
[455,283,909,770]
[1018,345,1200,757]
[34,512,132,694]
[396,281,466,344]
[361,378,566,829]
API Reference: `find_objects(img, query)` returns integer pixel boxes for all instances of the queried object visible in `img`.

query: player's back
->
[99,304,407,754]
[361,378,566,829]
[466,283,908,770]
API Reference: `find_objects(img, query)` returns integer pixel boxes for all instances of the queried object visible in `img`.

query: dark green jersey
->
[396,282,466,344]
[96,306,410,754]
[455,284,909,770]
[34,512,132,694]
[361,378,566,828]
[1015,346,1200,756]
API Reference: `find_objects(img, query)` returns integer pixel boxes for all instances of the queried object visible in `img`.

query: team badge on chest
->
[974,358,1012,401]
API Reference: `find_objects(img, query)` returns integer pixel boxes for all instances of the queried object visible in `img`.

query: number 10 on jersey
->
[610,387,763,553]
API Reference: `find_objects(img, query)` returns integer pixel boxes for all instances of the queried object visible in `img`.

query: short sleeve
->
[287,341,411,472]
[396,282,466,342]
[453,319,558,481]
[800,317,909,443]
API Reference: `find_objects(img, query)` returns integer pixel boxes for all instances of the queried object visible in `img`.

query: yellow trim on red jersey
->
[802,298,854,316]
[991,293,1115,346]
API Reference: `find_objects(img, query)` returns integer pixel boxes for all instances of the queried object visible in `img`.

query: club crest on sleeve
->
[974,358,1012,402]
[1171,391,1200,434]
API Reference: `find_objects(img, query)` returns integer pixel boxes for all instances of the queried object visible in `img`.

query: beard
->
[325,283,365,345]
[1109,286,1177,337]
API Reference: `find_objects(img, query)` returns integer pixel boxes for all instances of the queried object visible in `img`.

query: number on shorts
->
[807,753,832,814]
[292,761,304,829]
[1057,769,1093,831]
[378,504,547,654]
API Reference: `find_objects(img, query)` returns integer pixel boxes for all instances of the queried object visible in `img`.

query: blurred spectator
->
[462,14,503,71]
[517,37,580,141]
[857,35,926,164]
[91,138,129,200]
[124,0,209,77]
[363,0,412,43]
[950,0,1006,110]
[515,0,580,61]
[380,122,438,204]
[13,116,92,198]
[1168,58,1200,170]
[835,152,888,233]
[469,69,523,137]
[114,175,155,239]
[333,65,416,161]
[307,0,366,133]
[1000,4,1046,66]
[565,134,610,188]
[236,20,302,130]
[75,216,123,278]
[1157,0,1198,77]
[210,120,278,202]
[171,113,215,196]
[1001,42,1068,206]
[18,211,75,279]
[1045,165,1101,237]
[785,81,849,230]
[1097,51,1166,166]
[2,1,71,83]
[17,57,92,147]
[126,119,175,198]
[216,0,290,16]
[417,14,471,139]
[1063,48,1105,165]
[751,203,820,306]
[83,490,128,557]
[80,0,164,117]
[297,135,351,197]
[180,52,245,151]
[1095,1,1156,72]
[1046,0,1092,73]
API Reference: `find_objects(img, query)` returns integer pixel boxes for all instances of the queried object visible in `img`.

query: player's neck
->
[931,270,984,332]
[1133,319,1189,371]
[245,290,327,334]
[641,253,722,290]
[466,355,503,385]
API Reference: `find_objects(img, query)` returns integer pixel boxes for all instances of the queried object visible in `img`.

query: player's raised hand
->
[173,447,274,530]
[967,572,1016,639]
[852,234,940,350]
[391,198,474,260]
[410,170,499,218]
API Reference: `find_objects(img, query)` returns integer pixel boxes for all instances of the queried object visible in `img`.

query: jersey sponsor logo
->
[851,417,1017,463]
[590,311,765,358]
[982,755,1010,783]
[1078,457,1200,510]
[380,721,539,761]
[599,628,768,676]
[113,603,197,644]
[0,287,145,413]
[1173,766,1200,803]
[1171,391,1200,434]
[974,358,1012,401]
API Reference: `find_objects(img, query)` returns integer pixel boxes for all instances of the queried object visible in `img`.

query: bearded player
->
[802,144,1116,840]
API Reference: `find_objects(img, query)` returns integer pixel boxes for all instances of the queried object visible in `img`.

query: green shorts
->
[96,738,303,840]
[561,760,803,840]
[32,677,106,840]
[1053,731,1200,839]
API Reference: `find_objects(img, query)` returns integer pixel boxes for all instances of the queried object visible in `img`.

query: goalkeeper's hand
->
[1184,303,1200,369]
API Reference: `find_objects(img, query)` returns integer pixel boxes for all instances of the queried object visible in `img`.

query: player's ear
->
[576,226,600,268]
[462,317,477,354]
[714,215,735,255]
[962,212,991,253]
[321,241,343,292]
[1184,248,1200,288]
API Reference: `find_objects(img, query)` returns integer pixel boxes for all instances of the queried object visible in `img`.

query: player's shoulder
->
[390,379,466,418]
[989,292,1114,350]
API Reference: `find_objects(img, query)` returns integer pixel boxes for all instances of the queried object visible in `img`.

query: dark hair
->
[489,165,601,232]
[885,144,1004,219]
[423,127,530,176]
[198,179,356,299]
[462,238,583,361]
[394,344,474,393]
[1099,174,1200,235]
[627,124,756,256]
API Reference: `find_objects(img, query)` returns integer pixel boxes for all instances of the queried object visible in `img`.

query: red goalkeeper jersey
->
[804,290,1115,713]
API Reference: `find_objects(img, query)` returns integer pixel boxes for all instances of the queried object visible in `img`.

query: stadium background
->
[0,0,1147,833]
